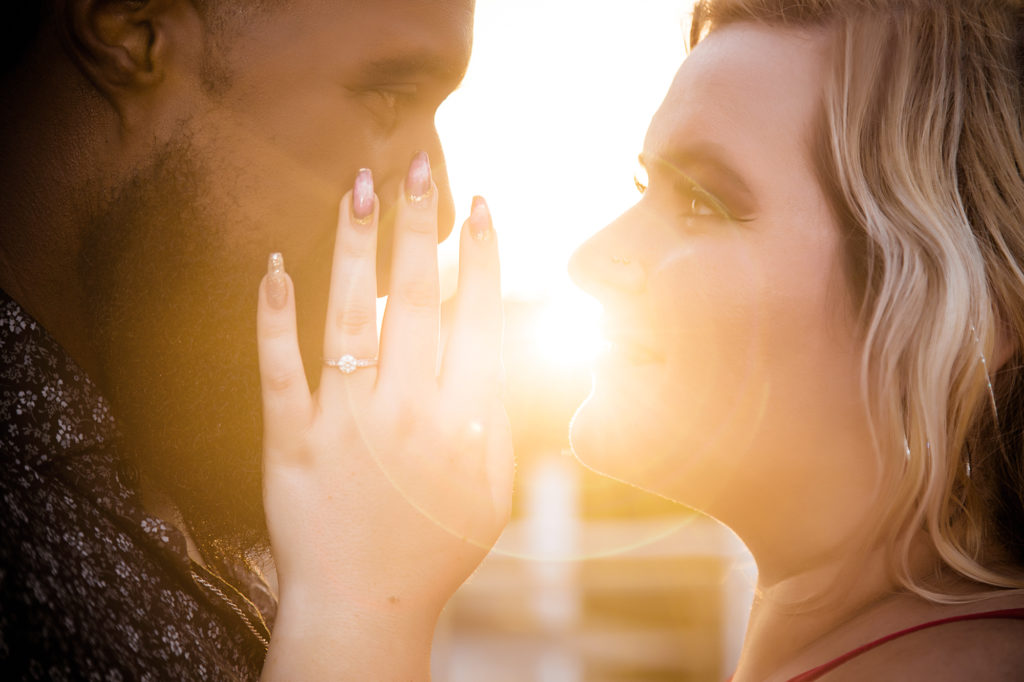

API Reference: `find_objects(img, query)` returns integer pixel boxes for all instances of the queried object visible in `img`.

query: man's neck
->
[0,39,138,382]
[0,242,100,378]
[137,474,210,570]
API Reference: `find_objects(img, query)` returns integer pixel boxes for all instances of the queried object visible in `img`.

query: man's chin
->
[77,128,273,562]
[96,300,270,561]
[94,285,272,562]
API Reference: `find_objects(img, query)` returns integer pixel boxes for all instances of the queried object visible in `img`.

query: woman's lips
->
[601,335,665,366]
[597,316,665,367]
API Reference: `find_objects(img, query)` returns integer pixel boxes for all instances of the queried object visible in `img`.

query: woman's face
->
[569,23,878,535]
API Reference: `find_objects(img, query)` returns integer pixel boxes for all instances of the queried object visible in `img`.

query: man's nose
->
[374,126,458,295]
[425,129,456,244]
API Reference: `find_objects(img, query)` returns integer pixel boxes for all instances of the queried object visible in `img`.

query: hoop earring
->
[969,324,999,422]
[966,324,1001,479]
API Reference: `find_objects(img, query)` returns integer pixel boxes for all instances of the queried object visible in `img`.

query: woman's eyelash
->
[634,172,735,220]
[634,174,647,195]
[682,183,729,218]
[634,160,649,195]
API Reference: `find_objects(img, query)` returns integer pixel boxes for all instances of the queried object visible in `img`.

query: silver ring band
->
[323,354,378,374]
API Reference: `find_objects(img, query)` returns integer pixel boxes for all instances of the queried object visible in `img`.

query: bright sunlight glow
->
[530,290,607,368]
[436,0,692,366]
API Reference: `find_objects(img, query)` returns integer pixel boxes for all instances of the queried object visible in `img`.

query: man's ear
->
[65,0,188,94]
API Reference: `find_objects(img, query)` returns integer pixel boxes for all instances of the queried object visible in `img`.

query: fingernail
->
[352,168,375,224]
[267,252,287,310]
[470,196,491,241]
[405,151,432,204]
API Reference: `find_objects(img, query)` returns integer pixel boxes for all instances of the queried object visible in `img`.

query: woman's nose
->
[568,220,647,299]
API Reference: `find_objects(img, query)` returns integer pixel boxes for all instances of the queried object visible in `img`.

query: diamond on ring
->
[323,354,378,374]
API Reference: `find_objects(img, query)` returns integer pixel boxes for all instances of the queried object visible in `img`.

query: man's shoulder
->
[0,293,269,678]
[0,457,265,679]
[1,462,165,644]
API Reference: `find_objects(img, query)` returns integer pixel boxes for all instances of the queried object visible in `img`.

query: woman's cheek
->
[591,241,771,501]
[568,232,774,503]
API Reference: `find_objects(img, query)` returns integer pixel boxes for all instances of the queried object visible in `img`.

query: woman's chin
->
[569,392,662,488]
[568,394,608,471]
[569,388,741,512]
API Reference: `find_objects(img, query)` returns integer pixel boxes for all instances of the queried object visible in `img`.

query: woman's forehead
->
[644,22,831,171]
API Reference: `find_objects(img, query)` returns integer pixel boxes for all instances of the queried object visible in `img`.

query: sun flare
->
[530,289,607,368]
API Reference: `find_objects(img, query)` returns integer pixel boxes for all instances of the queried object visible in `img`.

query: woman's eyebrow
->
[643,141,758,212]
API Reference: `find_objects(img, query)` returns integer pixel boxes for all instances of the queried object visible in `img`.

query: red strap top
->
[785,608,1024,681]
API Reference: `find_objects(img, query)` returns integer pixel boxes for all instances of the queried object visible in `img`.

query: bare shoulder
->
[823,615,1024,681]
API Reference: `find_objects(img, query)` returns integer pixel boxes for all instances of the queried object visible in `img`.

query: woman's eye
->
[687,193,718,217]
[633,154,741,223]
[682,183,731,220]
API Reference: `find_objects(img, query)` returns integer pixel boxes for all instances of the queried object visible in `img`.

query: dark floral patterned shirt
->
[0,291,276,680]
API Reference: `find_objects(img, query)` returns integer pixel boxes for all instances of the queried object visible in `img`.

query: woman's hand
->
[257,153,513,680]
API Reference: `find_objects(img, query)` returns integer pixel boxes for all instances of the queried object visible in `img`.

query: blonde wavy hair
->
[691,0,1024,601]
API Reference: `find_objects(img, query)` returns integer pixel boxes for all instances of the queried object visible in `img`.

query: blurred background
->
[422,1,757,680]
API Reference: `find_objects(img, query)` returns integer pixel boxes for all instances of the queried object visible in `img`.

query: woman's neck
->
[732,547,899,682]
[729,534,1012,681]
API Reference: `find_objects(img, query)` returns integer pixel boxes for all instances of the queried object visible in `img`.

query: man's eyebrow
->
[358,53,468,87]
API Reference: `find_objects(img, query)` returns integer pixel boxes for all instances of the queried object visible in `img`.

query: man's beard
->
[80,135,275,562]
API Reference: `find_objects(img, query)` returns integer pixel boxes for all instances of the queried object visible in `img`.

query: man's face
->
[81,0,474,556]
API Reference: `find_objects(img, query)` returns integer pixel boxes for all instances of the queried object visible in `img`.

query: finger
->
[441,197,503,403]
[321,169,381,398]
[257,253,314,458]
[378,151,441,388]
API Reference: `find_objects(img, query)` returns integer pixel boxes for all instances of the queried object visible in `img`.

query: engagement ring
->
[323,354,378,374]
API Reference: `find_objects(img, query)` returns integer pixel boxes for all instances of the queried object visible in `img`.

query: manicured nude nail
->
[405,151,432,204]
[470,196,492,241]
[267,252,287,310]
[352,168,375,223]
